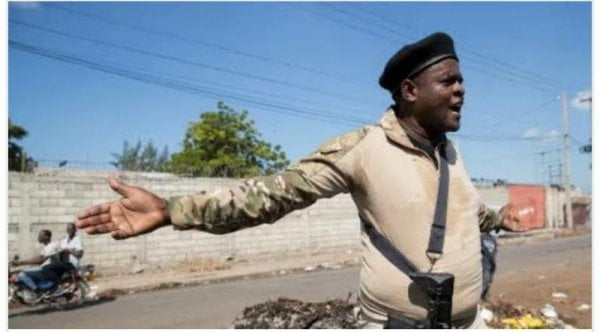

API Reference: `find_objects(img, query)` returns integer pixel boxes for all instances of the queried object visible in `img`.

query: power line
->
[10,39,372,128]
[321,2,572,94]
[304,5,559,94]
[43,2,358,83]
[285,3,394,44]
[10,18,371,116]
[344,2,574,91]
[454,133,560,142]
[13,38,576,147]
[320,2,415,41]
[9,19,374,107]
[93,52,373,117]
[475,97,560,133]
[570,136,588,146]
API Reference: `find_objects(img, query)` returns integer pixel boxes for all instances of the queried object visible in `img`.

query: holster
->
[408,272,455,329]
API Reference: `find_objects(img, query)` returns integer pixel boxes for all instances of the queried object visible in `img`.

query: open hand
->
[76,177,171,240]
[499,203,527,232]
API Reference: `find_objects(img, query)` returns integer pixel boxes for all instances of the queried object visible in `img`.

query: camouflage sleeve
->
[167,126,371,234]
[478,204,502,232]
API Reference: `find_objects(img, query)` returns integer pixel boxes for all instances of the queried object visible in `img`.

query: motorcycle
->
[9,255,94,308]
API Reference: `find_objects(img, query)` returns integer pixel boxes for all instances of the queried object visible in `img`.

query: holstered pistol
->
[409,272,454,329]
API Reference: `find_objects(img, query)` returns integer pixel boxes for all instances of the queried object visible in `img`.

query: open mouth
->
[449,104,462,114]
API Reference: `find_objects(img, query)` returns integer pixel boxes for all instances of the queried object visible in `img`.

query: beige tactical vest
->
[318,110,483,323]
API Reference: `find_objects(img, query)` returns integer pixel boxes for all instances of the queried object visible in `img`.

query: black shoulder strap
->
[360,143,450,273]
[427,145,450,257]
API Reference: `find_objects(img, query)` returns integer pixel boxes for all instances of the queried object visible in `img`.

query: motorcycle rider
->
[11,229,61,292]
[13,229,60,268]
[10,250,75,293]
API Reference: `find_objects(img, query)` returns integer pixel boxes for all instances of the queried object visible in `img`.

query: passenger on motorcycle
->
[59,223,84,268]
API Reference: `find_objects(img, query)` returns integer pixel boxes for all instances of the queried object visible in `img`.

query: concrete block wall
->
[545,187,568,229]
[12,169,576,272]
[8,169,360,271]
[476,186,509,211]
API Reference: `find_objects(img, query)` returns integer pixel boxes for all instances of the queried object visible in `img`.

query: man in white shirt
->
[59,223,84,268]
[13,229,60,267]
[12,229,60,291]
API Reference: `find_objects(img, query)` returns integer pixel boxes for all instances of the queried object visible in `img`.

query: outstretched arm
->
[77,127,366,239]
[478,203,526,233]
[14,255,46,266]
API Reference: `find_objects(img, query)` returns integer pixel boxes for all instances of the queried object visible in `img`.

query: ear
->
[400,79,418,103]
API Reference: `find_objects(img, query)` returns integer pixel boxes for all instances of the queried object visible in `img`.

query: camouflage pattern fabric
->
[168,122,502,234]
[168,126,373,234]
[478,205,502,233]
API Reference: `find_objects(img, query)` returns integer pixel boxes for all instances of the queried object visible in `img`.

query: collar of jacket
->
[379,108,449,155]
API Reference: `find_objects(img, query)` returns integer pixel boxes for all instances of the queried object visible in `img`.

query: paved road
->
[8,234,591,328]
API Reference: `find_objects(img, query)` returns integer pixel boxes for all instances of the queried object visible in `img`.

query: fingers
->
[77,212,113,228]
[77,202,111,220]
[109,176,137,198]
[86,222,119,235]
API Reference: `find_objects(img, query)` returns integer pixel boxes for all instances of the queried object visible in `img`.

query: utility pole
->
[579,97,592,154]
[561,92,573,229]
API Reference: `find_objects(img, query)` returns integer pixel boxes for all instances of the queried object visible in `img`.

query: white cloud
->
[522,127,560,142]
[9,2,41,10]
[522,127,540,138]
[543,129,561,143]
[570,90,592,111]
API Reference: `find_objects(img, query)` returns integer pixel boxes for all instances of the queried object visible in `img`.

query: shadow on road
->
[8,296,117,318]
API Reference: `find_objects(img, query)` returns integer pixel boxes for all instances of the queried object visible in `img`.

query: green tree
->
[169,102,290,177]
[111,140,169,172]
[8,119,37,172]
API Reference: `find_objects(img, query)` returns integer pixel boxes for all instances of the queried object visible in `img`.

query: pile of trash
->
[231,297,585,329]
[230,297,358,329]
[482,300,576,329]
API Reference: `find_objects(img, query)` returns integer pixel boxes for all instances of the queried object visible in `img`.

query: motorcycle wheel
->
[74,280,91,304]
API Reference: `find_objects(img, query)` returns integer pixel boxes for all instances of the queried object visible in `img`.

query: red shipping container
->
[507,185,546,230]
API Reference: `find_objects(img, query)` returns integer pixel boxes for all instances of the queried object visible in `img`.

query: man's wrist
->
[161,198,172,225]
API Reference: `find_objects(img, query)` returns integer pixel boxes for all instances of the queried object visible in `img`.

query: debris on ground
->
[552,292,567,300]
[231,297,584,329]
[480,308,494,323]
[540,303,558,319]
[576,304,591,312]
[96,288,128,300]
[501,314,547,329]
[87,285,98,299]
[483,300,578,329]
[230,297,358,329]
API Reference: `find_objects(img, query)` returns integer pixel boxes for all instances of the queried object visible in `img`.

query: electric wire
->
[344,2,574,91]
[43,2,358,83]
[313,3,569,94]
[9,19,374,107]
[9,40,372,128]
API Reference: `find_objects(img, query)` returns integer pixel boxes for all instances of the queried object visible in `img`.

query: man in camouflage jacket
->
[77,32,523,328]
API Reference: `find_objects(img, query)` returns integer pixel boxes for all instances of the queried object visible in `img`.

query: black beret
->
[379,32,459,93]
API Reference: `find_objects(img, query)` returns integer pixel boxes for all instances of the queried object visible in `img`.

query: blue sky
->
[8,1,591,193]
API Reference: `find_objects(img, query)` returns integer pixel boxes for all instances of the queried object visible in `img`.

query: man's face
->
[411,58,465,134]
[37,232,50,244]
[67,223,76,236]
